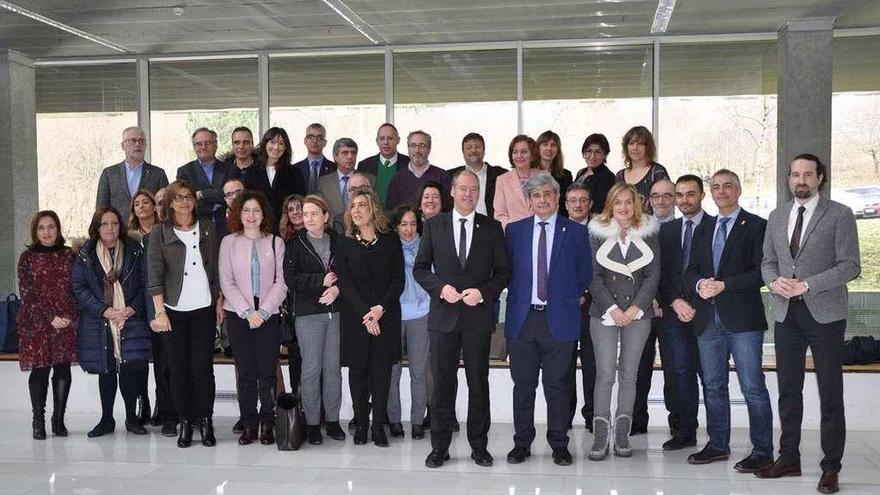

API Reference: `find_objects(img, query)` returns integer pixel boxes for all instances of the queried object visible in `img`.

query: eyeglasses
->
[305,134,326,142]
[193,140,217,148]
[123,138,146,146]
[566,198,591,205]
[173,194,195,202]
[583,149,606,156]
[223,189,244,199]
[408,142,429,150]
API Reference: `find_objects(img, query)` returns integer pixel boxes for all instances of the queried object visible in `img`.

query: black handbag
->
[0,293,22,353]
[271,235,295,346]
[275,392,306,450]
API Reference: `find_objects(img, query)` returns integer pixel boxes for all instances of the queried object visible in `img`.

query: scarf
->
[97,241,126,361]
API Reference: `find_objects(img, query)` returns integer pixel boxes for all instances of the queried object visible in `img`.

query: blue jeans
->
[697,322,773,458]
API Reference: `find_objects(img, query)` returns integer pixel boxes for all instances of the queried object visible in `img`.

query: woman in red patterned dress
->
[17,210,78,440]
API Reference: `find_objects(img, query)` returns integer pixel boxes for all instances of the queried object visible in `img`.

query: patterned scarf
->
[97,241,125,361]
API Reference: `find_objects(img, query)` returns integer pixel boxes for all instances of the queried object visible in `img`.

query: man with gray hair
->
[177,127,230,236]
[96,126,169,225]
[318,138,375,219]
[386,130,451,209]
[293,123,336,195]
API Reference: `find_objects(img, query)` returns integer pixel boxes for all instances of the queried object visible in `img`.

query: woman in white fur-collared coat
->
[586,182,660,461]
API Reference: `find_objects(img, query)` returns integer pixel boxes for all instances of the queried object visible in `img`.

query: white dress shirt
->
[452,208,476,261]
[787,193,820,248]
[466,163,489,216]
[166,224,211,311]
[531,213,557,305]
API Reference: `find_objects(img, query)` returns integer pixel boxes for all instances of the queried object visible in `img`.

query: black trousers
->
[226,309,281,429]
[150,330,176,423]
[349,360,392,431]
[286,335,302,396]
[775,299,846,473]
[163,306,216,421]
[509,310,575,450]
[98,334,148,422]
[633,318,678,431]
[567,304,596,426]
[429,324,492,451]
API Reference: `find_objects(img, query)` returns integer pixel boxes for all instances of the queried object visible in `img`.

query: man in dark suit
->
[176,127,230,237]
[293,123,336,195]
[357,123,409,207]
[656,174,711,451]
[504,173,591,466]
[448,133,505,218]
[757,154,861,494]
[684,169,773,474]
[96,126,169,225]
[414,169,510,468]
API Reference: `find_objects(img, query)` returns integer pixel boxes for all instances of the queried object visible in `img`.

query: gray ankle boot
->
[589,417,610,461]
[614,414,632,457]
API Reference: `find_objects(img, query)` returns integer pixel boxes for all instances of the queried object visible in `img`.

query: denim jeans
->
[697,321,773,458]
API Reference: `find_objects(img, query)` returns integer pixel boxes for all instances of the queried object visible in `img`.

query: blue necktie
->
[712,217,730,276]
[681,219,693,272]
[341,175,349,205]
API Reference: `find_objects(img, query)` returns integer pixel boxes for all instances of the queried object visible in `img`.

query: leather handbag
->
[270,235,295,346]
[275,392,306,450]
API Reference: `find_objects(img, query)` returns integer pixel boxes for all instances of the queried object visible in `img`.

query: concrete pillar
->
[776,17,834,205]
[0,50,38,294]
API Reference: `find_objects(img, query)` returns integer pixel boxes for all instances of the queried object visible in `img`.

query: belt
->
[530,304,547,312]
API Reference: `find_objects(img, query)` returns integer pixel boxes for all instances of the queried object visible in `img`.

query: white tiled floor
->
[2,412,879,494]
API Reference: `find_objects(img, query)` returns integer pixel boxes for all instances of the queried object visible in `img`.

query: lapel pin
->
[562,226,566,232]
[741,220,746,225]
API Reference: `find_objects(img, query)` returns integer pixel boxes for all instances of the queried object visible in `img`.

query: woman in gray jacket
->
[587,182,660,461]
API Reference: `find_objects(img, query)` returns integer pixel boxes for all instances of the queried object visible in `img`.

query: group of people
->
[16,121,861,494]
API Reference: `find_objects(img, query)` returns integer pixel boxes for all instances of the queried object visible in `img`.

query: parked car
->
[832,186,880,219]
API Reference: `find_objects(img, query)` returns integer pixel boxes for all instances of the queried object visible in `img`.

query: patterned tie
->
[341,175,350,205]
[537,221,548,302]
[712,217,730,276]
[309,160,319,193]
[458,218,468,269]
[789,206,806,258]
[681,219,694,272]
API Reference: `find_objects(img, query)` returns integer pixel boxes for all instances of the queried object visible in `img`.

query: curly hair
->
[227,190,274,234]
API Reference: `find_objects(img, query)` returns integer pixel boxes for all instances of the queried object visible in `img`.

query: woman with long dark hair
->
[253,127,306,231]
[536,130,573,217]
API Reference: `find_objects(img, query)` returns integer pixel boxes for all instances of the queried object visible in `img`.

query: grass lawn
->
[850,218,880,291]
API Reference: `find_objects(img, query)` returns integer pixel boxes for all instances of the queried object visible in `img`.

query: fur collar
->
[589,215,660,241]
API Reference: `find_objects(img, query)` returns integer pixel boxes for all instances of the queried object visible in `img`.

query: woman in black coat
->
[574,133,617,216]
[72,207,150,438]
[335,189,404,447]
[250,127,307,232]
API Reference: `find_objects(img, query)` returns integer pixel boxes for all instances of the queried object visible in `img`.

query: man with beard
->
[386,130,451,209]
[449,133,505,217]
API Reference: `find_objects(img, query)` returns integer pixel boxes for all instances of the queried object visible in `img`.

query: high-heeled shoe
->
[199,417,216,447]
[177,420,193,448]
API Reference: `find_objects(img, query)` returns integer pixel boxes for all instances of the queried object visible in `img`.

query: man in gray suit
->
[96,126,169,225]
[757,153,861,494]
[318,138,374,219]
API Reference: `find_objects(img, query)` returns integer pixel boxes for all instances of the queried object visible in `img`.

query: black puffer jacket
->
[283,228,339,316]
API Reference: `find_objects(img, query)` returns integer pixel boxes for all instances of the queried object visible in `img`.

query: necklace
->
[355,232,378,247]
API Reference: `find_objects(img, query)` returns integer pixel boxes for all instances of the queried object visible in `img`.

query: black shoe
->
[422,408,431,430]
[506,445,531,464]
[232,418,245,435]
[411,425,425,440]
[662,434,697,451]
[755,457,802,478]
[87,419,116,438]
[50,376,71,437]
[552,447,573,466]
[32,415,47,440]
[630,424,648,435]
[425,448,450,468]
[325,422,347,441]
[136,395,151,427]
[452,418,460,432]
[161,421,178,437]
[372,428,389,447]
[238,428,258,445]
[471,448,493,467]
[687,444,730,465]
[149,405,162,427]
[125,419,148,435]
[348,418,357,430]
[389,422,405,438]
[353,427,368,445]
[307,425,323,445]
[817,471,839,494]
[177,420,193,448]
[29,379,48,440]
[734,453,773,473]
[259,421,275,446]
[200,417,216,447]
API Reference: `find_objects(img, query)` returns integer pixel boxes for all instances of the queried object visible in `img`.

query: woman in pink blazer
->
[492,135,541,230]
[218,190,287,446]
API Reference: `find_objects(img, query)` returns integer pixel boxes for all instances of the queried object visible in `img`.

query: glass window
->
[150,58,258,171]
[269,53,385,161]
[522,45,653,176]
[36,63,137,238]
[394,49,517,168]
[659,41,778,218]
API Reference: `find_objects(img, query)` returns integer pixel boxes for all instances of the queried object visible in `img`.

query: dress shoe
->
[238,428,258,446]
[348,418,357,430]
[177,420,193,448]
[353,427,368,445]
[662,434,697,451]
[87,419,116,438]
[411,425,425,440]
[136,395,151,427]
[471,448,493,467]
[125,419,148,435]
[755,457,802,478]
[372,427,389,447]
[687,444,730,465]
[232,418,245,435]
[200,417,216,447]
[553,447,573,466]
[817,471,839,494]
[149,405,162,427]
[259,421,275,445]
[161,421,178,437]
[307,425,323,445]
[325,422,346,441]
[425,448,450,468]
[734,453,773,473]
[506,445,531,464]
[389,422,405,438]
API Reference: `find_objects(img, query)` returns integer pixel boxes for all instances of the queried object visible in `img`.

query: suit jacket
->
[96,161,169,225]
[448,163,506,219]
[685,208,767,335]
[176,160,229,219]
[761,197,861,324]
[249,164,307,230]
[504,215,592,341]
[657,214,715,327]
[413,211,510,334]
[493,170,533,230]
[317,171,376,219]
[357,153,410,176]
[293,156,336,193]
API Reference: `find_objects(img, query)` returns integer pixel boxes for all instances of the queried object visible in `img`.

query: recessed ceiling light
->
[172,6,185,16]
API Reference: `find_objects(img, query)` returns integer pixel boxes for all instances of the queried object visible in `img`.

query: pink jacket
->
[492,170,533,230]
[219,234,287,315]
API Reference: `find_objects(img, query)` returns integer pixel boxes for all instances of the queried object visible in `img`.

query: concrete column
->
[0,50,38,294]
[776,17,834,205]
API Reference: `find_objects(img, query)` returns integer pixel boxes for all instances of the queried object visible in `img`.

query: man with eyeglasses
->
[357,123,409,206]
[386,130,451,209]
[177,127,230,237]
[293,123,336,195]
[97,126,169,225]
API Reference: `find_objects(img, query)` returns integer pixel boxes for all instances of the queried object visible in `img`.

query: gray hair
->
[333,137,358,156]
[122,126,146,138]
[525,172,560,197]
[452,169,479,188]
[306,123,326,135]
[407,130,432,148]
[711,168,742,190]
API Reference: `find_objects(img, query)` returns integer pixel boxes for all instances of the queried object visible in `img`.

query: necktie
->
[712,217,730,276]
[681,219,694,272]
[458,218,468,269]
[537,221,548,302]
[789,205,806,258]
[341,175,350,205]
[381,158,389,168]
[309,160,319,193]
